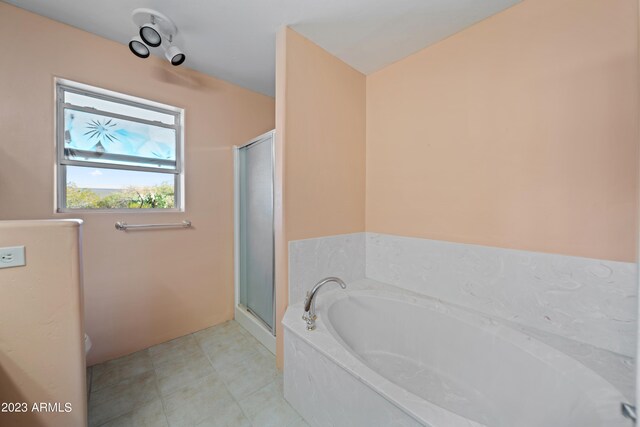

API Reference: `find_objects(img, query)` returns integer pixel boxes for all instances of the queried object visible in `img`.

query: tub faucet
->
[303,277,347,331]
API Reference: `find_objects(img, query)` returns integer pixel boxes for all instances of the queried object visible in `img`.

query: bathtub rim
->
[282,278,629,427]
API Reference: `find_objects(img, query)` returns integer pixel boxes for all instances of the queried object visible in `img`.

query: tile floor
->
[88,321,308,427]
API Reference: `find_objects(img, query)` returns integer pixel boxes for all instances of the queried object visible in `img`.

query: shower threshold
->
[235,303,276,355]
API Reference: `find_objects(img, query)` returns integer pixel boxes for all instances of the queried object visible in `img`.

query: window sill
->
[56,208,185,214]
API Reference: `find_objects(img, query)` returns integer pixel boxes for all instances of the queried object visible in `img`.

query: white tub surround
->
[288,233,636,357]
[283,280,632,427]
[288,232,366,305]
[506,321,635,400]
[366,233,637,357]
[284,330,423,427]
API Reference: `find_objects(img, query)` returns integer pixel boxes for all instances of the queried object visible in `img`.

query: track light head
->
[164,45,186,66]
[139,22,162,47]
[128,36,150,58]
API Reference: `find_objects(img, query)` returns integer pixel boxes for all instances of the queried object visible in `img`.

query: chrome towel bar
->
[115,220,192,231]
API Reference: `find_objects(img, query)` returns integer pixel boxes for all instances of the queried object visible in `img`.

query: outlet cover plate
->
[0,246,26,269]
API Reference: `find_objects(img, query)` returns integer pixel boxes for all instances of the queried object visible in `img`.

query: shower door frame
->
[233,130,276,355]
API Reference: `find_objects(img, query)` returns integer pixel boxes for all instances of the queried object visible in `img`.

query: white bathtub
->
[283,280,631,427]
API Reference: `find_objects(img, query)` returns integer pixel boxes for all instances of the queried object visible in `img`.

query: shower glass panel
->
[238,133,275,332]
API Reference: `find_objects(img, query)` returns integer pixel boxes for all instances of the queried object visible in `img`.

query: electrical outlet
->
[0,246,26,269]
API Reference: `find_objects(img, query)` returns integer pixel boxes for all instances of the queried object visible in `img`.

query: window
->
[56,80,183,211]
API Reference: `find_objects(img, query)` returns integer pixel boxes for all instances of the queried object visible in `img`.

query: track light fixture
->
[140,21,162,47]
[128,35,150,58]
[129,8,186,66]
[164,44,186,66]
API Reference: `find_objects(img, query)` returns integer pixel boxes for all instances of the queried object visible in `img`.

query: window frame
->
[55,79,184,213]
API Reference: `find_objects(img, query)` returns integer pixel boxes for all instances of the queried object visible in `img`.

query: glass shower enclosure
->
[235,131,275,338]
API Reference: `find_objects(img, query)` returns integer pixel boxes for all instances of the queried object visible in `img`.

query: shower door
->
[237,131,275,333]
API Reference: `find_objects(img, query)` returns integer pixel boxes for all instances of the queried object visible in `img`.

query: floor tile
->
[149,334,203,367]
[89,322,306,427]
[285,416,310,427]
[193,321,246,349]
[216,349,278,400]
[238,377,301,427]
[91,350,154,392]
[162,373,234,426]
[200,332,267,371]
[88,370,159,427]
[197,401,253,427]
[100,398,168,427]
[195,402,251,427]
[154,349,216,396]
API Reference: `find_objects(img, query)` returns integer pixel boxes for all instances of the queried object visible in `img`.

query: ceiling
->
[4,0,521,96]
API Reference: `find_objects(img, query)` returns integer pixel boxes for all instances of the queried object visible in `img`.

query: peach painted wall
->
[274,28,366,366]
[366,0,639,262]
[0,3,275,365]
[0,220,86,427]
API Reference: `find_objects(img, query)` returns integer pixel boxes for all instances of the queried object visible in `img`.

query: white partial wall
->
[288,233,637,358]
